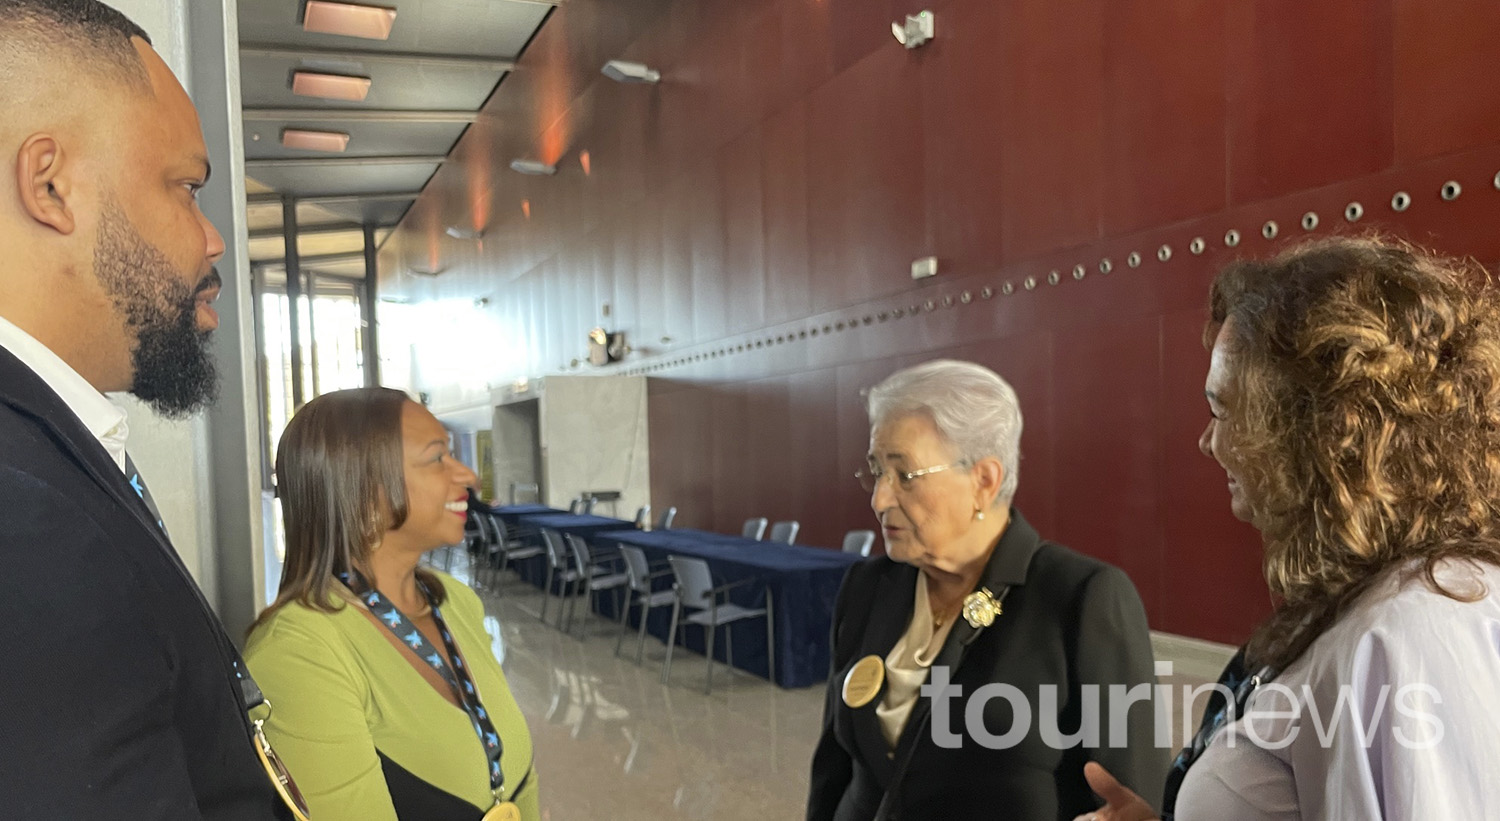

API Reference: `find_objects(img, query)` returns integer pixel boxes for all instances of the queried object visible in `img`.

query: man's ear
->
[15,134,76,235]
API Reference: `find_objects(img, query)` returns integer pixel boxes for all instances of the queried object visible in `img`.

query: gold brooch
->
[962,587,1002,628]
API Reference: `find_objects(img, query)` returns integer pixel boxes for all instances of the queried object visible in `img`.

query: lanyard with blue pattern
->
[340,571,507,798]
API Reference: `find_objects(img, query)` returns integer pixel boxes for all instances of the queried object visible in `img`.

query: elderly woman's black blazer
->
[807,510,1168,821]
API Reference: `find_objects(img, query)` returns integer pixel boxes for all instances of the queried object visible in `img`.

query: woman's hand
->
[1071,762,1161,821]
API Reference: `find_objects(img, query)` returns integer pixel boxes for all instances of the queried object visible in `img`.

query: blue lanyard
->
[341,572,506,795]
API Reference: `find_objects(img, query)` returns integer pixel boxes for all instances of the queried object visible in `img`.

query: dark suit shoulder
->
[1025,541,1135,597]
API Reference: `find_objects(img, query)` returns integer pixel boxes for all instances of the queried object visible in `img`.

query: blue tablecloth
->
[595,529,860,688]
[490,503,557,519]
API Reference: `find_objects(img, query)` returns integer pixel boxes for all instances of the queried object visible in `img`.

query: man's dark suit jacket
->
[807,511,1169,821]
[0,346,287,818]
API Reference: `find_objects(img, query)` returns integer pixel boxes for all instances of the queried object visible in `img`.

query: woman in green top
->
[246,387,538,821]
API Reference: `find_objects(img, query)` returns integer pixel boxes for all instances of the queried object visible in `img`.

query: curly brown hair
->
[1208,235,1500,671]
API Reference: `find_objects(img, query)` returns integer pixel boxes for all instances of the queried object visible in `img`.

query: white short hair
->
[866,359,1023,504]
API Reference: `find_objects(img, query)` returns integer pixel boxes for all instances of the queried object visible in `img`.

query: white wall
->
[106,0,214,596]
[106,0,267,631]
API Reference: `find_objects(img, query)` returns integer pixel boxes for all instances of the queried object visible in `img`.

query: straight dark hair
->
[252,387,447,631]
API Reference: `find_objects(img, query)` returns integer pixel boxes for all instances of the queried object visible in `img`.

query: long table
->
[594,529,860,688]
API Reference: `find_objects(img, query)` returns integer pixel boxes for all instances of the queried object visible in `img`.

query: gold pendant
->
[482,801,522,821]
[961,587,1002,628]
[842,654,885,709]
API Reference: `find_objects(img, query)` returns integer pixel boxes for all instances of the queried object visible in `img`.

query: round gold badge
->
[482,801,522,821]
[842,654,886,709]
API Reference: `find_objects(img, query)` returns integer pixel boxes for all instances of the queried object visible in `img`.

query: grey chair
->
[487,515,544,587]
[615,545,676,663]
[561,533,629,635]
[568,498,585,515]
[656,506,677,530]
[633,505,652,529]
[582,496,598,515]
[741,517,768,541]
[539,529,584,627]
[662,556,775,693]
[767,520,799,545]
[841,529,876,557]
[509,482,539,504]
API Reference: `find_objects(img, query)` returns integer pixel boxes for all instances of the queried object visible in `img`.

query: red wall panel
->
[384,0,1500,645]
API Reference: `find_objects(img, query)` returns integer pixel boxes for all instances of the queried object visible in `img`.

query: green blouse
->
[245,571,538,821]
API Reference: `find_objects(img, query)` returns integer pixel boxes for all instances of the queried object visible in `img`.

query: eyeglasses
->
[855,461,968,494]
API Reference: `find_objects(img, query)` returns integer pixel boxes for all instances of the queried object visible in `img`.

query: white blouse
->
[1175,559,1500,820]
[877,573,958,750]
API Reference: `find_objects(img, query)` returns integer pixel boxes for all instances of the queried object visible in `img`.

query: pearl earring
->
[975,510,985,521]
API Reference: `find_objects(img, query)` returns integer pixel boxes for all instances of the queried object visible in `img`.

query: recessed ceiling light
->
[302,1,398,41]
[509,159,556,176]
[281,128,350,152]
[602,60,661,84]
[291,70,372,101]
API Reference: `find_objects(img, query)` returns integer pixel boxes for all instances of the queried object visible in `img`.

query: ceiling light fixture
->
[445,226,485,240]
[509,159,556,176]
[407,266,446,277]
[302,0,398,41]
[601,60,661,84]
[291,70,372,101]
[281,128,351,152]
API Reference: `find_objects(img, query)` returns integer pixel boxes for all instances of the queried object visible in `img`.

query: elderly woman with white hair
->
[807,360,1167,821]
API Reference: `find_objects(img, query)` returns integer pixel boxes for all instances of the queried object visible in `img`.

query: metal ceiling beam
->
[244,108,480,124]
[247,191,421,206]
[239,43,516,72]
[256,251,368,268]
[247,222,391,240]
[245,155,447,169]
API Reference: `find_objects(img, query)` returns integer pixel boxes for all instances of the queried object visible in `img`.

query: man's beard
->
[94,200,220,419]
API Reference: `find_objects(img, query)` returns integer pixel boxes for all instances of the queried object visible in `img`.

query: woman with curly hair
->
[1078,236,1500,820]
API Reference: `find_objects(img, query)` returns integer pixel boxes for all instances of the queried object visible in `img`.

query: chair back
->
[634,505,652,529]
[657,506,677,530]
[842,529,876,557]
[568,498,584,515]
[741,517,768,541]
[583,497,598,515]
[768,520,799,544]
[509,482,539,504]
[668,555,716,607]
[620,545,652,592]
[564,533,592,574]
[476,512,502,546]
[541,529,568,569]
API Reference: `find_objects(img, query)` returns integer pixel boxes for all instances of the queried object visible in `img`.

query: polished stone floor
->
[435,549,1214,820]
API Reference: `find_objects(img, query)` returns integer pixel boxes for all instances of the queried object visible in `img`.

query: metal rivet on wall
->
[1002,282,1015,295]
[923,300,936,312]
[863,315,874,325]
[1262,220,1279,240]
[891,308,904,319]
[799,330,808,338]
[1157,244,1172,262]
[1024,276,1037,290]
[1442,180,1462,201]
[755,340,763,348]
[1224,229,1240,247]
[1072,264,1086,281]
[878,311,889,321]
[1099,258,1113,275]
[835,321,846,330]
[776,336,784,344]
[980,286,994,299]
[824,324,833,333]
[1047,270,1061,286]
[942,295,955,307]
[1189,237,1206,255]
[1127,251,1142,268]
[1302,211,1320,230]
[909,304,920,315]
[960,290,972,304]
[1390,192,1410,212]
[1345,202,1364,222]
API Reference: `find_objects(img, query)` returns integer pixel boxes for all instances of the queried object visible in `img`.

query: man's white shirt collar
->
[0,315,129,472]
